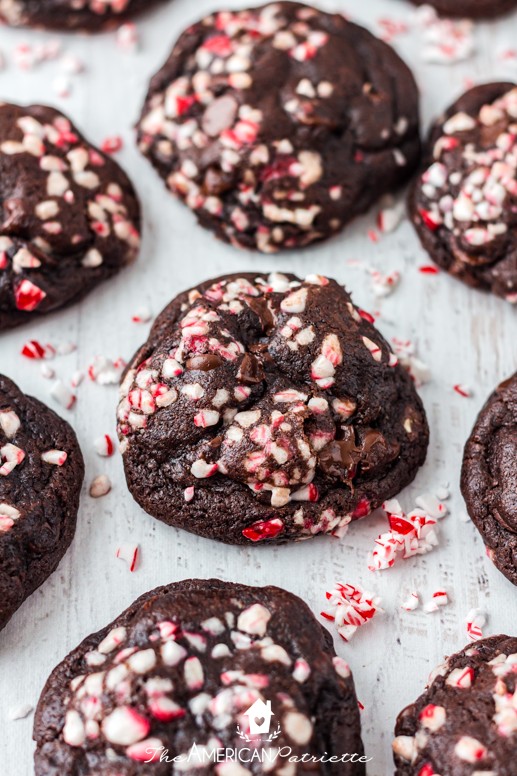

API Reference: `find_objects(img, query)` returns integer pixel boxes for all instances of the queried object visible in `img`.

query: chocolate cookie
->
[34,579,366,775]
[0,103,140,331]
[0,374,84,632]
[410,83,517,302]
[461,373,517,586]
[0,0,166,31]
[117,272,429,545]
[137,1,420,253]
[393,634,517,775]
[408,0,517,18]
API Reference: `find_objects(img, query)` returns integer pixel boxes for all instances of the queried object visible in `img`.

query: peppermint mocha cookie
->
[0,375,84,632]
[34,579,366,775]
[461,373,517,586]
[410,83,517,302]
[117,272,429,545]
[408,0,517,18]
[393,635,517,775]
[0,103,140,331]
[0,0,165,31]
[137,2,420,253]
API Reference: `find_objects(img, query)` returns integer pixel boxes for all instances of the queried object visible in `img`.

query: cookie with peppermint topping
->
[410,82,517,302]
[34,579,366,775]
[408,0,517,18]
[0,103,140,331]
[393,634,517,775]
[0,0,166,31]
[137,1,420,253]
[0,374,84,632]
[117,272,429,545]
[461,373,517,587]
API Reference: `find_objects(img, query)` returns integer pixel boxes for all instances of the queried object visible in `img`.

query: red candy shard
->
[21,339,46,359]
[419,265,440,274]
[352,498,370,519]
[418,209,441,232]
[101,136,123,154]
[14,279,46,311]
[242,517,284,542]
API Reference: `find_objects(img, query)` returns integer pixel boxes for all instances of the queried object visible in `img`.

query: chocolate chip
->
[186,354,223,371]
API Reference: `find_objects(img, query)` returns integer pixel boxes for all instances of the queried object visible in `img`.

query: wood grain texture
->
[1,1,516,773]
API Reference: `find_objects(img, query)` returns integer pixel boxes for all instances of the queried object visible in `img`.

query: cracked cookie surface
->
[117,272,429,545]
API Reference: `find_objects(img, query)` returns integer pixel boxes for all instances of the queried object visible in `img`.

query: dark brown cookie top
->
[0,0,166,31]
[0,103,140,331]
[137,1,420,253]
[117,272,429,545]
[393,635,517,775]
[34,579,365,775]
[0,374,84,631]
[461,373,517,586]
[408,0,517,18]
[410,83,517,302]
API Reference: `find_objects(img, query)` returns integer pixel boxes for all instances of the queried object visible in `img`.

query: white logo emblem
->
[237,699,281,742]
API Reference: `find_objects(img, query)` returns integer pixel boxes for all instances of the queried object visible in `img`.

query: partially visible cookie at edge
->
[117,271,429,546]
[408,0,517,18]
[137,1,420,253]
[0,0,167,31]
[461,373,517,586]
[393,634,517,775]
[0,102,140,331]
[0,374,84,632]
[34,579,366,775]
[410,82,517,302]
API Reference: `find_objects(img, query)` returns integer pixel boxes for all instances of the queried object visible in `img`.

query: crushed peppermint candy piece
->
[88,356,125,385]
[41,449,67,466]
[131,306,152,324]
[466,608,486,641]
[94,435,115,457]
[89,475,112,498]
[50,381,76,410]
[423,590,449,613]
[116,543,139,572]
[453,384,472,398]
[401,592,420,611]
[391,338,431,387]
[8,703,33,721]
[415,8,474,64]
[368,496,446,571]
[321,582,383,642]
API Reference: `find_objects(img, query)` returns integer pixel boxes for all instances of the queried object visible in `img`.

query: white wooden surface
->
[1,1,517,773]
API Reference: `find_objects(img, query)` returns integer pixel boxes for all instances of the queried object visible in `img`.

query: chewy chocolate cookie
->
[408,0,517,18]
[0,0,166,31]
[461,373,517,586]
[0,103,140,331]
[137,1,420,253]
[393,635,517,775]
[0,374,84,632]
[117,272,429,545]
[34,579,366,775]
[410,83,517,302]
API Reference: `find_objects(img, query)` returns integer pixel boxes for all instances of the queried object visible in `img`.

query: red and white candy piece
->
[41,449,67,466]
[466,608,486,642]
[454,736,487,764]
[14,279,46,311]
[423,590,449,613]
[401,592,420,612]
[446,666,474,689]
[0,410,20,439]
[116,543,139,572]
[89,475,112,498]
[321,582,383,642]
[94,434,115,457]
[102,706,150,746]
[50,380,76,410]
